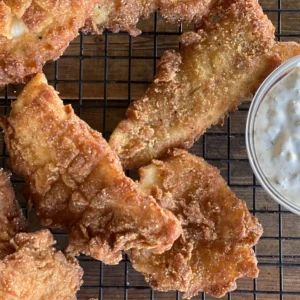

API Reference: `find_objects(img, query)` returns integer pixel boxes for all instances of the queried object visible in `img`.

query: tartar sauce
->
[254,64,300,204]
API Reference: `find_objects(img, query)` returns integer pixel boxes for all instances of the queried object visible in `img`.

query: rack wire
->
[1,0,300,299]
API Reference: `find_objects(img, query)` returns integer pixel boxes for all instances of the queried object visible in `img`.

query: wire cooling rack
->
[1,0,300,299]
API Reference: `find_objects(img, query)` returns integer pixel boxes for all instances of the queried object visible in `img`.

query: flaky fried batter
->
[272,41,300,62]
[130,150,262,299]
[0,170,27,259]
[84,0,158,36]
[159,0,217,24]
[84,0,217,36]
[0,0,97,86]
[0,229,83,299]
[1,73,182,265]
[109,0,300,169]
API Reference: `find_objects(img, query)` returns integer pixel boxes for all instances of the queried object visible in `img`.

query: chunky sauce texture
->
[255,64,300,204]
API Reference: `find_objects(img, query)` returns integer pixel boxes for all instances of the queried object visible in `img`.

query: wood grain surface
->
[1,1,300,299]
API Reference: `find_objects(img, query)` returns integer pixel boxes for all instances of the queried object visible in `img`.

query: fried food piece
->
[1,73,182,265]
[84,0,217,36]
[159,0,217,24]
[272,41,300,62]
[84,0,158,36]
[109,0,300,169]
[0,229,83,299]
[0,170,27,259]
[0,0,97,87]
[130,149,263,299]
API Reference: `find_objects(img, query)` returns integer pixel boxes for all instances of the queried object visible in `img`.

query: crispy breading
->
[272,41,300,62]
[84,0,158,36]
[159,0,217,24]
[84,0,218,36]
[109,0,300,170]
[130,149,263,299]
[0,170,27,260]
[1,73,182,265]
[0,0,97,87]
[0,229,83,299]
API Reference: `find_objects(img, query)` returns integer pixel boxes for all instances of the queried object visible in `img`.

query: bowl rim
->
[246,55,300,215]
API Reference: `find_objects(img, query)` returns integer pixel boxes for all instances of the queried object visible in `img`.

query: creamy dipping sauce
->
[254,64,300,204]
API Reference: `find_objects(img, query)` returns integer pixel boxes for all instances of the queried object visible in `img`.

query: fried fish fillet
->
[84,0,217,36]
[159,0,217,24]
[0,229,83,299]
[109,0,300,169]
[1,73,182,265]
[0,0,97,86]
[0,170,27,259]
[84,0,158,36]
[130,149,263,299]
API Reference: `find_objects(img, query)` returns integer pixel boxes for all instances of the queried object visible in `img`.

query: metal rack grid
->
[1,0,300,299]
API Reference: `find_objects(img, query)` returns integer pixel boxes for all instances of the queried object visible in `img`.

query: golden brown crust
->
[0,0,98,87]
[130,149,263,299]
[272,41,300,62]
[0,230,83,299]
[84,0,158,36]
[84,0,218,36]
[159,0,218,24]
[109,0,290,169]
[0,170,27,260]
[1,73,182,265]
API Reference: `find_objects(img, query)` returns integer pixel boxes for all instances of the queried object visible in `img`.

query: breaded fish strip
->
[84,0,158,36]
[159,0,217,24]
[130,150,263,299]
[0,229,83,299]
[109,0,300,169]
[0,170,27,259]
[1,73,182,265]
[84,0,217,36]
[0,0,97,86]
